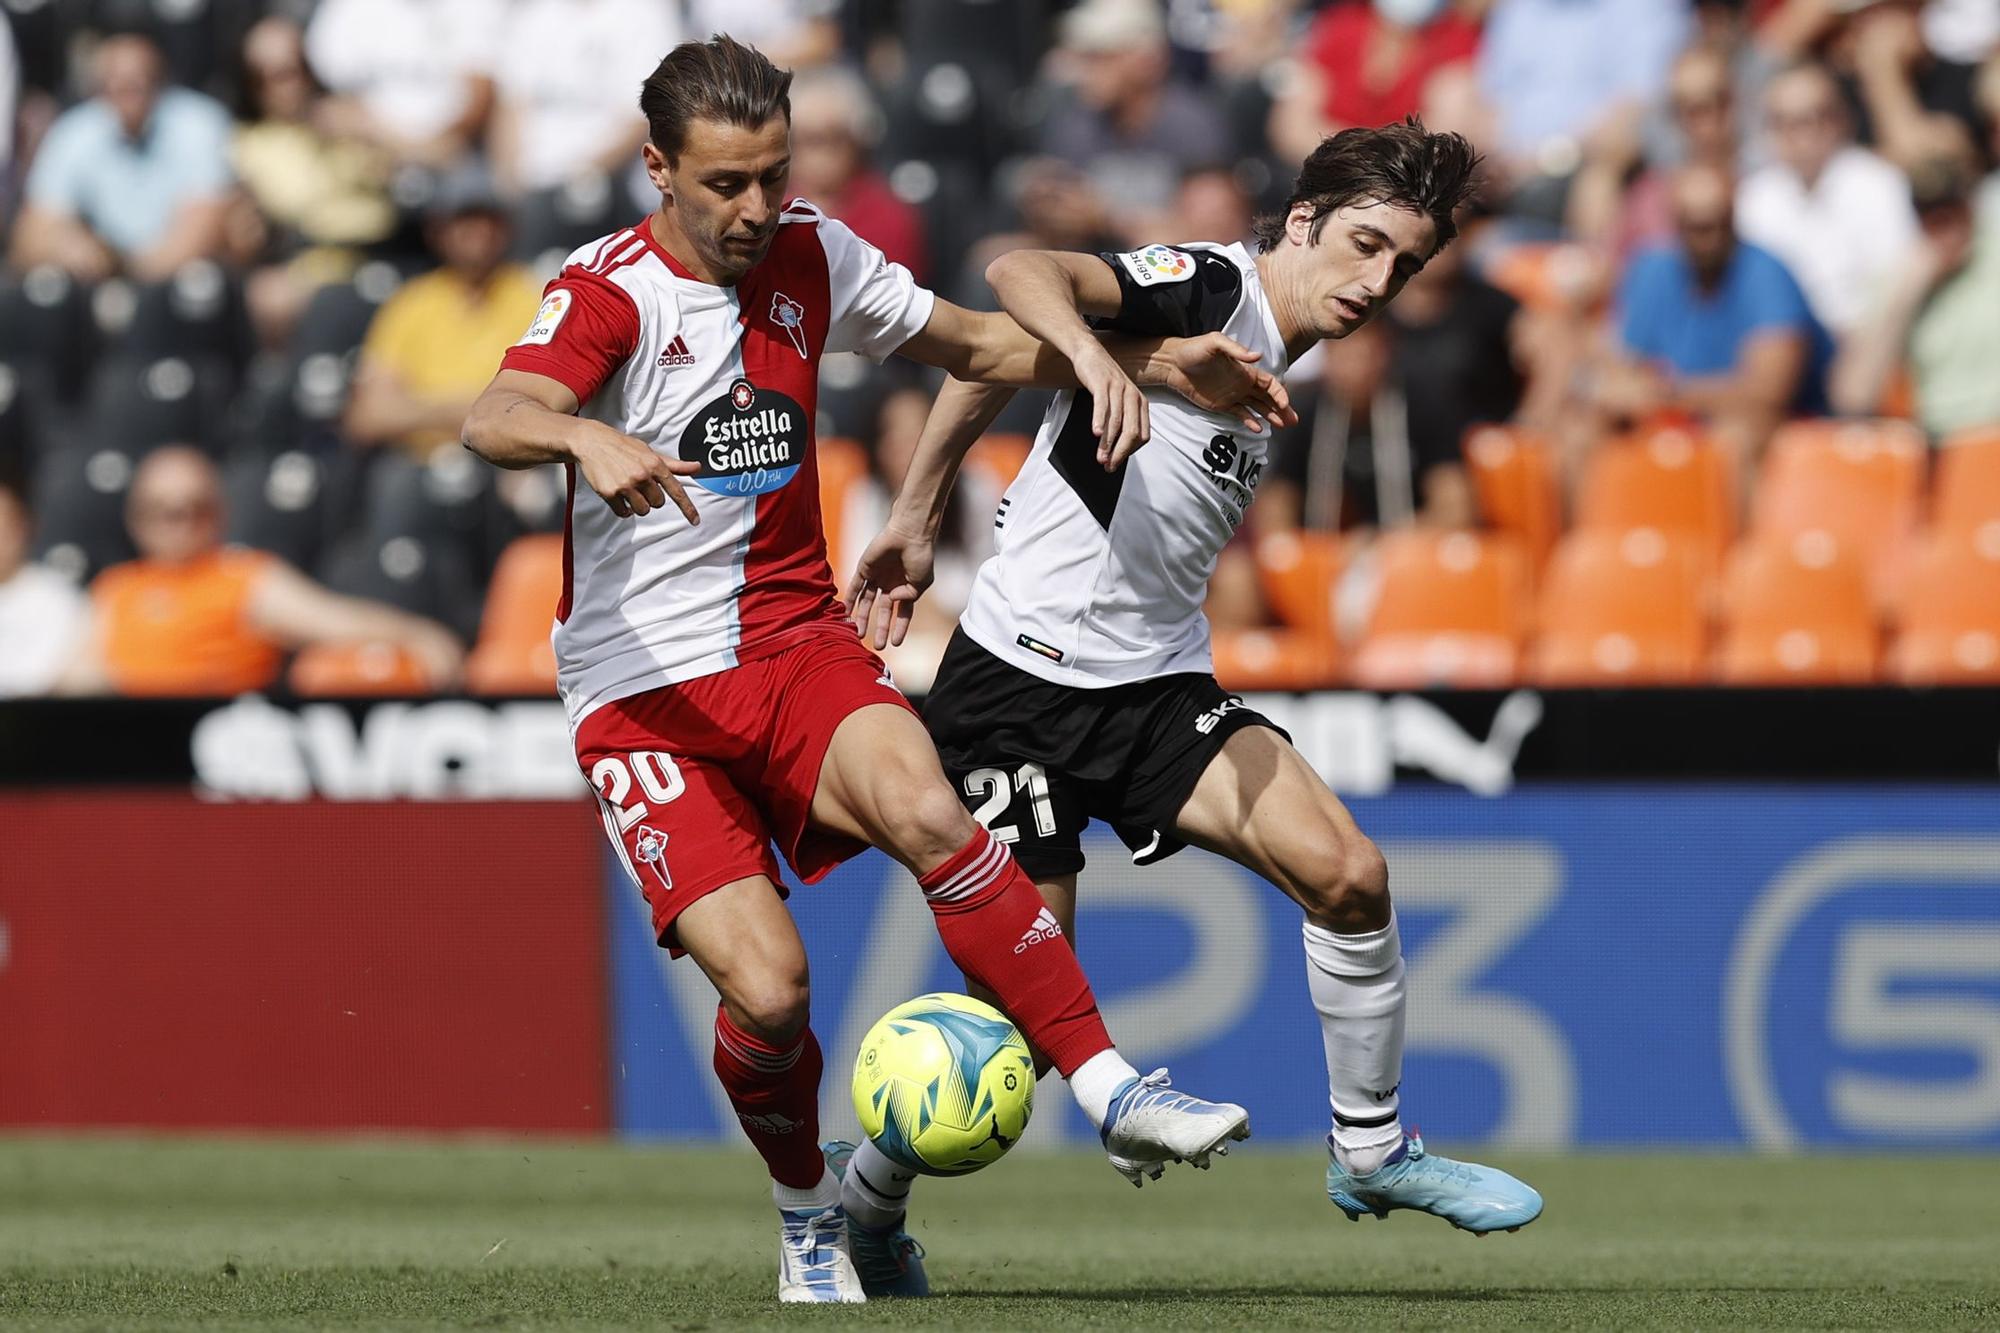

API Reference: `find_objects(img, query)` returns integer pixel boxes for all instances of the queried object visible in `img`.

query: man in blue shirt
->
[1597,161,1831,454]
[9,29,232,283]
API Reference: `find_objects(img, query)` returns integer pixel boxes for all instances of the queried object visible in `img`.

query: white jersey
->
[500,202,935,727]
[959,242,1288,687]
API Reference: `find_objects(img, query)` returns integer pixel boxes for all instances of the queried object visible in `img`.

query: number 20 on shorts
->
[592,751,685,833]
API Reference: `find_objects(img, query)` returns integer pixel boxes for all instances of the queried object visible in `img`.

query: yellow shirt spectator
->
[356,261,544,455]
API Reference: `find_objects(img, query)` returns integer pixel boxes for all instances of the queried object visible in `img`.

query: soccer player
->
[843,118,1544,1294]
[460,37,1290,1305]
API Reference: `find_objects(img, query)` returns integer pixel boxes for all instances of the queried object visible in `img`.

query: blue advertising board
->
[607,784,2000,1150]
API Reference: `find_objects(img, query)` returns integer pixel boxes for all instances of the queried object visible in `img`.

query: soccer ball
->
[851,992,1035,1177]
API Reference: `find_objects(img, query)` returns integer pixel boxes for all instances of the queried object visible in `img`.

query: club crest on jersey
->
[1117,245,1195,287]
[633,824,673,892]
[679,377,807,496]
[769,291,809,359]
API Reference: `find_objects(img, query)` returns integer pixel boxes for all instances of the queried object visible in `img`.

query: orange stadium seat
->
[1888,524,2000,684]
[1714,533,1879,684]
[1529,528,1709,684]
[289,641,435,696]
[1934,426,2000,537]
[1577,426,1734,569]
[1485,242,1605,313]
[1211,627,1340,692]
[465,533,563,695]
[1253,529,1346,640]
[1352,530,1530,688]
[1753,418,1926,604]
[963,432,1035,497]
[815,436,871,579]
[1464,424,1562,570]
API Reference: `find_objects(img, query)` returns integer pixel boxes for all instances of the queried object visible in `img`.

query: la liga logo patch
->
[516,289,572,346]
[1118,245,1195,287]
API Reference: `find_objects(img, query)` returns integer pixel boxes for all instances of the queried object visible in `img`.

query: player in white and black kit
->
[842,121,1542,1280]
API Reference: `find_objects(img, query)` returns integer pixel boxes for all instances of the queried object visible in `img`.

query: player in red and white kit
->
[461,37,1293,1304]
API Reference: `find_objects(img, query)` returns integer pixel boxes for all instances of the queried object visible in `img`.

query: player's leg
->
[580,710,862,1303]
[836,871,1078,1283]
[809,700,1250,1172]
[1174,724,1542,1233]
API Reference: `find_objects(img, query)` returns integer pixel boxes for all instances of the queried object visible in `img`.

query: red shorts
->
[572,626,917,954]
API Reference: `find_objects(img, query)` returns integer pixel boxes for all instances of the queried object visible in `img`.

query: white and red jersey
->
[500,201,935,727]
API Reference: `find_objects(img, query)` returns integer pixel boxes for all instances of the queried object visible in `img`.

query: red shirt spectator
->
[1306,2,1481,131]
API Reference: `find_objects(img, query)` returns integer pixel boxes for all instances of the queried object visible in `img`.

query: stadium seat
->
[361,449,510,577]
[1577,426,1734,570]
[817,436,871,581]
[511,175,626,266]
[963,433,1034,496]
[85,354,235,455]
[1934,426,2000,537]
[1529,528,1709,684]
[119,264,249,371]
[1253,529,1346,640]
[319,532,483,642]
[1714,533,1879,684]
[1484,242,1605,313]
[28,442,141,582]
[0,363,48,472]
[466,534,564,696]
[223,449,327,571]
[1352,530,1531,689]
[1753,418,1925,604]
[288,641,437,697]
[1464,424,1562,570]
[1887,524,2000,684]
[0,267,98,402]
[1211,627,1340,692]
[290,270,397,362]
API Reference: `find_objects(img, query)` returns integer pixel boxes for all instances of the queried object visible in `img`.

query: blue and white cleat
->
[776,1204,866,1303]
[1325,1132,1543,1234]
[822,1140,929,1298]
[1101,1068,1251,1187]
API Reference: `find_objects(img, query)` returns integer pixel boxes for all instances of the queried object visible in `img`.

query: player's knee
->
[879,776,977,865]
[729,971,812,1043]
[1297,829,1389,928]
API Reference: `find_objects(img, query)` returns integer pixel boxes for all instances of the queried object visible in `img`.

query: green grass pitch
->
[2,1137,1997,1330]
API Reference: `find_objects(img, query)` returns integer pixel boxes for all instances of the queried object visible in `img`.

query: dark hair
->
[1253,116,1480,255]
[639,35,793,161]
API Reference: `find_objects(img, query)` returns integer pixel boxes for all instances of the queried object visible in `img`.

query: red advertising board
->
[0,793,609,1133]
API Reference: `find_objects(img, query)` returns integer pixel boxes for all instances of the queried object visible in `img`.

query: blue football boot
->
[823,1140,930,1298]
[1325,1132,1543,1234]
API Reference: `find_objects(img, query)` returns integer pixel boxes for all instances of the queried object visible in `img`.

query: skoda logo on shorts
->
[679,377,807,497]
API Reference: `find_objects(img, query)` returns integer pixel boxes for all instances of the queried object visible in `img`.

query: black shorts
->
[923,629,1286,879]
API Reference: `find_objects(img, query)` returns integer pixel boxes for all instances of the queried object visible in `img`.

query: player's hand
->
[573,422,701,524]
[846,516,935,650]
[1160,334,1299,438]
[1071,341,1150,472]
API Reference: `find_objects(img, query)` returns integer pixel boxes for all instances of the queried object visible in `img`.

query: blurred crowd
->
[2,0,1999,699]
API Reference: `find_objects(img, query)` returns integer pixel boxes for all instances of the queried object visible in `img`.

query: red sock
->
[712,1007,826,1190]
[919,826,1112,1076]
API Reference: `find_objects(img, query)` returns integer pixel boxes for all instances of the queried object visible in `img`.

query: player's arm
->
[847,376,1016,649]
[461,369,701,523]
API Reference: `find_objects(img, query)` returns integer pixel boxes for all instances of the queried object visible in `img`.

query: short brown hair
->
[1254,116,1480,254]
[639,35,793,161]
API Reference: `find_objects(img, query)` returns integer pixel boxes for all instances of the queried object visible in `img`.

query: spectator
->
[1569,44,1744,260]
[227,15,397,346]
[1166,163,1256,244]
[1832,148,2000,437]
[1738,60,1918,334]
[0,475,88,697]
[1260,319,1479,537]
[1269,0,1482,165]
[9,29,232,283]
[1599,161,1832,462]
[1474,0,1691,222]
[305,0,497,172]
[686,0,842,71]
[343,167,542,458]
[788,67,929,282]
[63,446,461,696]
[491,0,678,200]
[1039,0,1231,232]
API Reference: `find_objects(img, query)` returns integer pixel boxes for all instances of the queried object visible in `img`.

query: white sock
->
[1303,915,1406,1176]
[840,1138,917,1230]
[1066,1048,1142,1131]
[772,1166,840,1214]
